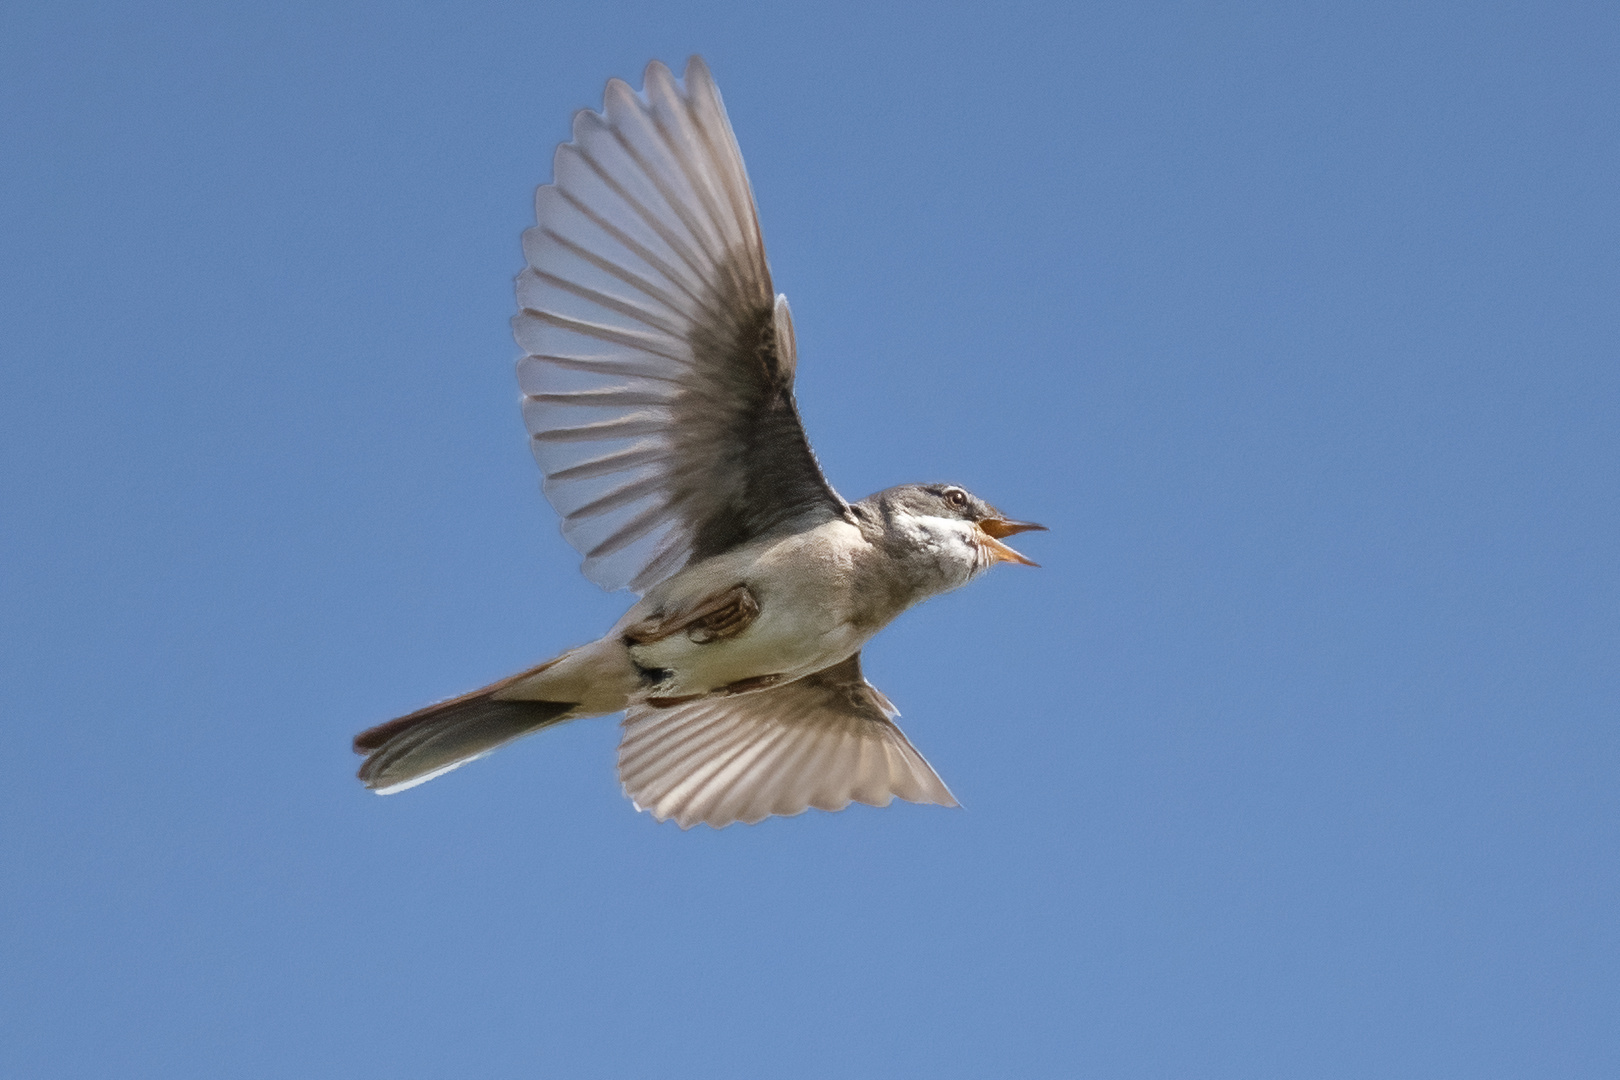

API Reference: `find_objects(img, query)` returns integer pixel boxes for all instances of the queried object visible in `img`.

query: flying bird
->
[353,57,1044,828]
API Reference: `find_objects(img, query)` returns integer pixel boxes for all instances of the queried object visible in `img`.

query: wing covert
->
[515,57,845,592]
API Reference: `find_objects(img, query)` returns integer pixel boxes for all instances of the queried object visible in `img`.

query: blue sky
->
[2,1,1616,1076]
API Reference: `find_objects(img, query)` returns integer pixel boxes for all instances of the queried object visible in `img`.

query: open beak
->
[976,517,1047,567]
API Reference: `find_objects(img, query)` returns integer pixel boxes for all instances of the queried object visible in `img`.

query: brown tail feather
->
[354,686,576,793]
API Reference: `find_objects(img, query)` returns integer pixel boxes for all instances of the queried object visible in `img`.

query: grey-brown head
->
[851,483,1046,600]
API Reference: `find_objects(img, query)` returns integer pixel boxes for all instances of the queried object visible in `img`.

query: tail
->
[354,637,640,794]
[353,682,576,794]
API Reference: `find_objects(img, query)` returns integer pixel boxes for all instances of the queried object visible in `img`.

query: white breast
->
[621,519,874,697]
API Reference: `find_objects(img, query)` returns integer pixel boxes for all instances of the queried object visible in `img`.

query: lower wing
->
[617,652,956,828]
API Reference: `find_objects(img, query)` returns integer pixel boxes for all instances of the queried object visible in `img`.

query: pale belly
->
[619,519,875,698]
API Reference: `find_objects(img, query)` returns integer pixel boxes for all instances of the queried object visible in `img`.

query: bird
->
[352,56,1044,828]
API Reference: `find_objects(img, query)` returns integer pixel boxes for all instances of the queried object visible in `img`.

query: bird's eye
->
[944,488,968,509]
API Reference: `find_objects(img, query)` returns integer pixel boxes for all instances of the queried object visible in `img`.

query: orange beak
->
[976,517,1047,567]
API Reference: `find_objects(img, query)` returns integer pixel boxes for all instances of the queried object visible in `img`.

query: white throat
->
[888,511,985,593]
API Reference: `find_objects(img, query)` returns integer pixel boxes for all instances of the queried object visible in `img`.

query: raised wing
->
[515,57,846,593]
[618,653,958,829]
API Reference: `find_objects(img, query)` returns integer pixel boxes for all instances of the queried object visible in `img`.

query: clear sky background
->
[2,1,1616,1076]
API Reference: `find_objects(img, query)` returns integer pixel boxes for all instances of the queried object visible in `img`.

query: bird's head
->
[862,483,1046,589]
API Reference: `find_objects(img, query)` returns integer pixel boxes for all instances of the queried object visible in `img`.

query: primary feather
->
[515,57,845,593]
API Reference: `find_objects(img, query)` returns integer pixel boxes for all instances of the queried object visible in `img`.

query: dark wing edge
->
[617,652,958,829]
[515,57,846,593]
